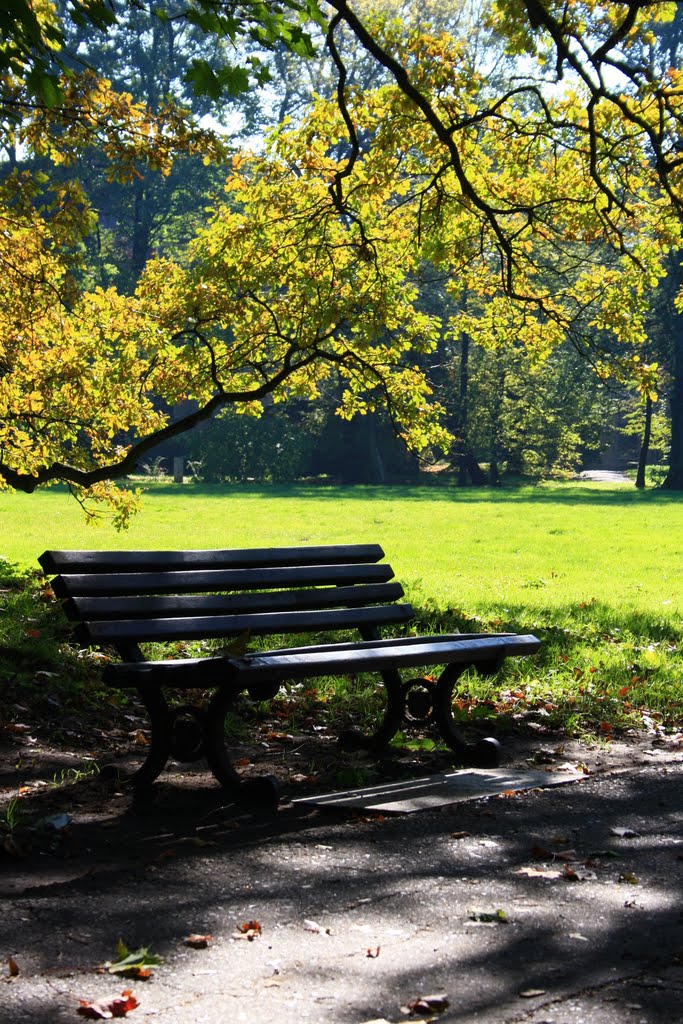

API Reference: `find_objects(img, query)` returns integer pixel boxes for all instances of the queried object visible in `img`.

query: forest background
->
[2,0,683,525]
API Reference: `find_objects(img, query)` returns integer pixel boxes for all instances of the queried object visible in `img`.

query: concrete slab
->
[294,767,583,813]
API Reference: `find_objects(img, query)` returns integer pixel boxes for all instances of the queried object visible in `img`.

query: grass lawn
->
[1,479,681,740]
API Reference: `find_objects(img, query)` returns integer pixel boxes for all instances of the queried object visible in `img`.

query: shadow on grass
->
[118,479,683,506]
[412,600,683,646]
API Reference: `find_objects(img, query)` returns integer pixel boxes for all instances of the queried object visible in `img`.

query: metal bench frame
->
[39,545,540,802]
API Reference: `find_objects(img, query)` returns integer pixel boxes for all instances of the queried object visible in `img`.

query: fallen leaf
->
[618,871,640,884]
[406,992,449,1014]
[468,909,508,924]
[562,865,597,882]
[519,988,546,998]
[516,866,563,879]
[77,990,139,1019]
[8,956,19,977]
[532,844,576,862]
[184,934,212,949]
[366,946,381,958]
[450,831,471,840]
[3,835,28,858]
[104,940,162,978]
[232,920,261,941]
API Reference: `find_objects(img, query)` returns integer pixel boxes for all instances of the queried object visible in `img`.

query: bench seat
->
[105,633,539,687]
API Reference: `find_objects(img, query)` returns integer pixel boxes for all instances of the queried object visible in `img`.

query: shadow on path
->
[2,757,682,1024]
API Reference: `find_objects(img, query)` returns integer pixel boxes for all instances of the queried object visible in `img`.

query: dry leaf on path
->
[104,940,162,979]
[77,990,139,1019]
[516,866,563,879]
[232,921,261,941]
[184,934,212,949]
[532,844,576,861]
[405,992,450,1014]
[468,908,508,924]
[562,864,597,882]
[618,871,640,884]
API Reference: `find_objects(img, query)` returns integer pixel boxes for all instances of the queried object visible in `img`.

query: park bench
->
[39,545,540,803]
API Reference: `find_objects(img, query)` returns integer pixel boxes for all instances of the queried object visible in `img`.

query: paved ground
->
[578,470,632,485]
[2,737,682,1024]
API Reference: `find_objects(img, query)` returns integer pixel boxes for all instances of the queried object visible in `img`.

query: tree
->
[2,0,683,522]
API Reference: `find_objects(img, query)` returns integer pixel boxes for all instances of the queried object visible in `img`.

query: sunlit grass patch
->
[0,480,680,745]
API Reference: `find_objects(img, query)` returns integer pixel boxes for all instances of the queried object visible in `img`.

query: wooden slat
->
[103,634,541,689]
[52,562,395,598]
[260,631,514,658]
[76,603,415,645]
[39,544,384,575]
[233,634,542,681]
[64,582,407,621]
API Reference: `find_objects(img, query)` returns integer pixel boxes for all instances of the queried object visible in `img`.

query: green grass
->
[0,479,681,739]
[1,479,681,614]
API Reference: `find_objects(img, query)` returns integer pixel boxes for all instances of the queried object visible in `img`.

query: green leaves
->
[23,67,64,109]
[104,939,164,979]
[186,60,252,100]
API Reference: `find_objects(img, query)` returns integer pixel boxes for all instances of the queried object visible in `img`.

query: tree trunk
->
[635,395,652,489]
[131,175,153,286]
[456,329,470,487]
[663,286,683,490]
[459,452,487,486]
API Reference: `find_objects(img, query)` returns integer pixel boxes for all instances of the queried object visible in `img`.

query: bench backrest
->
[39,545,414,655]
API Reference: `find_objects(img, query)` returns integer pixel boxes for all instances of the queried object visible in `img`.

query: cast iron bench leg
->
[126,689,212,786]
[338,665,406,753]
[432,664,501,768]
[204,687,281,806]
[128,687,173,786]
